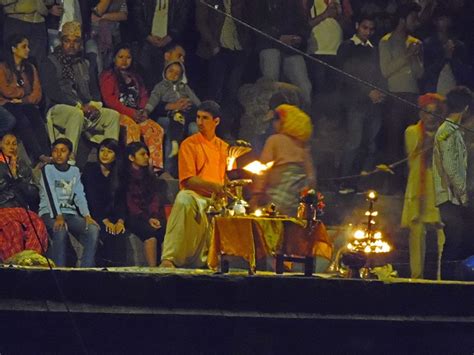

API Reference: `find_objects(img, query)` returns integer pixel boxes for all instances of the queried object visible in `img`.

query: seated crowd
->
[0,0,474,278]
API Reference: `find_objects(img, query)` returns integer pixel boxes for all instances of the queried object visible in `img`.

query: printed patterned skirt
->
[0,207,48,262]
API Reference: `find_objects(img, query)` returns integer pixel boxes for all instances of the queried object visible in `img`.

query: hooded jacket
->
[145,61,200,114]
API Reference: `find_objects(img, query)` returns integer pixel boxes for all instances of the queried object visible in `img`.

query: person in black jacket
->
[82,138,125,236]
[422,7,472,95]
[336,13,386,194]
[195,0,251,138]
[129,0,192,90]
[45,0,92,53]
[82,138,127,265]
[249,0,312,107]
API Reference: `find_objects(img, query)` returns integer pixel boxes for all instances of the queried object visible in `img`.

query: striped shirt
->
[433,119,468,206]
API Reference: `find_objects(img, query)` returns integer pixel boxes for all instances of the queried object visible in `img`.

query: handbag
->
[12,179,40,212]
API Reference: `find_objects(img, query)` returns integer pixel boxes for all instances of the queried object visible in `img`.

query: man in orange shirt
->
[160,101,229,268]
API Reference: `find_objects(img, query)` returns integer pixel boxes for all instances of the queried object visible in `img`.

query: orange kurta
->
[178,132,228,188]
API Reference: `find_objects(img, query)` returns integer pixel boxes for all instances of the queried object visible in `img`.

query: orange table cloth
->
[208,216,333,271]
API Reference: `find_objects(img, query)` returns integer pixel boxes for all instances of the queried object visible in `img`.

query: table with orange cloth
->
[208,216,333,272]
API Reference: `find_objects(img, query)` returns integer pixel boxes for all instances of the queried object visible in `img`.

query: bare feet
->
[159,259,176,268]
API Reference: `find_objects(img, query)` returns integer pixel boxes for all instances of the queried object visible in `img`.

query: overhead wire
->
[0,150,88,354]
[200,0,474,182]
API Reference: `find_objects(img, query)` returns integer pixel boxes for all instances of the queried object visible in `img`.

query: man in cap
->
[40,21,120,161]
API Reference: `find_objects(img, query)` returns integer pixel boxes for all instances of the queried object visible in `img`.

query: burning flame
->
[227,157,236,171]
[347,229,391,254]
[354,230,366,239]
[367,190,377,200]
[243,161,274,175]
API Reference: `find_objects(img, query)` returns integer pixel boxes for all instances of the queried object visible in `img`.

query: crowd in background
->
[0,0,472,179]
[0,0,473,278]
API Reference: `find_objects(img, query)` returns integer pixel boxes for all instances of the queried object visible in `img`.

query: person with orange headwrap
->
[401,93,446,279]
[251,104,316,217]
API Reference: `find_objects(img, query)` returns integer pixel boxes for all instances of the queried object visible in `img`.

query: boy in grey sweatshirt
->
[145,61,201,155]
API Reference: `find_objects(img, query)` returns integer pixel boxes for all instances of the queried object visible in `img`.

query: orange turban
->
[275,104,313,142]
[418,93,445,108]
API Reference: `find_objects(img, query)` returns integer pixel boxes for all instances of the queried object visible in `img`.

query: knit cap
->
[61,21,82,38]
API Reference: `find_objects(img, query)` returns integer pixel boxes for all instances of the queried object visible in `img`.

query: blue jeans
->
[156,116,198,176]
[259,48,312,106]
[340,102,382,178]
[0,106,16,136]
[42,214,99,267]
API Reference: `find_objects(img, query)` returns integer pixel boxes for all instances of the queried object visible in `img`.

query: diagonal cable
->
[199,0,474,134]
[0,152,88,354]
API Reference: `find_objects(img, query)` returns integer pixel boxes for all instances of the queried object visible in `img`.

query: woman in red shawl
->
[100,44,164,173]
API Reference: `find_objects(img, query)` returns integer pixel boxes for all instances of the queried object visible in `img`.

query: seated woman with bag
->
[0,133,48,262]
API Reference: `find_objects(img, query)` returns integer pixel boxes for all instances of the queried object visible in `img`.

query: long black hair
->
[124,142,151,177]
[111,43,145,93]
[98,138,122,194]
[122,142,159,198]
[3,34,35,89]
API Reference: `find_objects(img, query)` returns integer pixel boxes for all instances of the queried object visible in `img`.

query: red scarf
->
[416,121,435,213]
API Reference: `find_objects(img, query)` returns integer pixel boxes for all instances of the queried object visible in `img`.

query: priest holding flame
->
[160,101,230,268]
[250,105,316,216]
[161,100,256,268]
